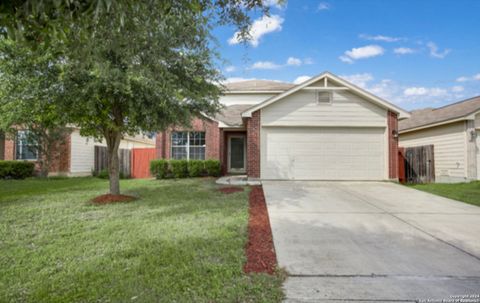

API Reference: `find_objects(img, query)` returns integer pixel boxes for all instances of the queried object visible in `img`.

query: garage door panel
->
[262,127,385,180]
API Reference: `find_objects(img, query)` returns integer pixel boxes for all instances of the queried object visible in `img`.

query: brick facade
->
[0,132,71,175]
[387,111,399,179]
[246,110,261,178]
[155,117,221,161]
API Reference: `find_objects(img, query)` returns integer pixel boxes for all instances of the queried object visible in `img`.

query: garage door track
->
[263,181,480,302]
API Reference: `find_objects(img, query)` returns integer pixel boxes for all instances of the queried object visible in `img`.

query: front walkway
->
[216,175,261,186]
[263,181,480,302]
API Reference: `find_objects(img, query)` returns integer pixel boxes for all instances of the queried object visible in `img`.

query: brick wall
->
[1,132,71,174]
[3,138,15,160]
[155,117,221,160]
[387,111,399,179]
[246,110,261,178]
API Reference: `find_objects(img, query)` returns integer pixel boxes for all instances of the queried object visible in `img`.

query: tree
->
[0,0,272,195]
[0,38,69,177]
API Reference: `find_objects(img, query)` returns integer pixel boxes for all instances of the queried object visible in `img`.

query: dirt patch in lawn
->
[91,194,137,204]
[244,185,278,275]
[218,186,244,194]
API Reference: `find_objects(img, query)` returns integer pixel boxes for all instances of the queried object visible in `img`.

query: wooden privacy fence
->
[94,146,131,177]
[131,148,156,178]
[399,145,435,184]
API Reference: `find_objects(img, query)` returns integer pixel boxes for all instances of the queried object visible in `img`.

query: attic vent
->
[316,91,332,104]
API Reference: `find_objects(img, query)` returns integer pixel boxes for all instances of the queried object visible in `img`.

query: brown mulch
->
[91,194,137,204]
[218,186,244,194]
[244,185,278,275]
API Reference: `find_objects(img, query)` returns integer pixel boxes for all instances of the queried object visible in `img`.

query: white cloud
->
[403,86,448,97]
[262,0,285,9]
[451,86,464,92]
[286,57,302,66]
[228,15,284,47]
[317,2,331,11]
[359,34,404,42]
[225,66,236,73]
[426,42,451,59]
[339,45,384,63]
[394,47,415,55]
[455,73,480,82]
[339,73,374,88]
[250,61,282,70]
[250,57,310,70]
[293,75,312,84]
[303,57,314,65]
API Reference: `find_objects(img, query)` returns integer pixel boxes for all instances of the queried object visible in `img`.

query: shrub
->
[95,169,128,179]
[0,161,35,179]
[150,159,169,179]
[170,159,189,178]
[188,160,205,177]
[205,159,221,177]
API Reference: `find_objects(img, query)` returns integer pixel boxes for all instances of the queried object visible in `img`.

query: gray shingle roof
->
[214,104,252,127]
[224,80,294,92]
[399,96,480,132]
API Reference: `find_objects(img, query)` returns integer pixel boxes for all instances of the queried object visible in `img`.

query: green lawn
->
[408,181,480,207]
[0,177,284,303]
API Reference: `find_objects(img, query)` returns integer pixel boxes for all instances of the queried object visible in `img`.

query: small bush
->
[188,160,205,177]
[95,169,128,179]
[205,159,221,177]
[150,159,169,179]
[0,161,35,179]
[170,159,189,178]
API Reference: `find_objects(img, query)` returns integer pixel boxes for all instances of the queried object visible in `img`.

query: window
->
[316,91,332,104]
[171,131,205,160]
[16,130,38,160]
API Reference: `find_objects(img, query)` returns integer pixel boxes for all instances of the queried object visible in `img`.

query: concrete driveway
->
[263,181,480,302]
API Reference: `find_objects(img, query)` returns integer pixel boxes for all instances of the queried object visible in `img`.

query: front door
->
[228,136,246,173]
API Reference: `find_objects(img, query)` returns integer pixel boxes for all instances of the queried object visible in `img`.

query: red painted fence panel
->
[131,148,156,178]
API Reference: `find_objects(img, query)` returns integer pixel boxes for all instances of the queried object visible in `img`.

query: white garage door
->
[261,127,386,180]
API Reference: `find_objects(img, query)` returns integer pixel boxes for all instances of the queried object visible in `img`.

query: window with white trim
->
[16,130,38,160]
[171,131,206,160]
[316,91,332,104]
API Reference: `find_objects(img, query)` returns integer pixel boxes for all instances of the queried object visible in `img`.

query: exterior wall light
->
[392,130,399,139]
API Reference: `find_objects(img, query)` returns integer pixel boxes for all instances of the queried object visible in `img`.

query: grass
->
[0,177,284,303]
[408,181,480,207]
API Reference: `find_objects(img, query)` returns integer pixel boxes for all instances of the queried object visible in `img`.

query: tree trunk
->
[105,131,122,195]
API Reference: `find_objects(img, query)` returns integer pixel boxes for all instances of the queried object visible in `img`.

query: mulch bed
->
[244,185,278,275]
[91,194,137,204]
[218,186,244,194]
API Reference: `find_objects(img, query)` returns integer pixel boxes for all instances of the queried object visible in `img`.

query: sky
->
[213,0,480,110]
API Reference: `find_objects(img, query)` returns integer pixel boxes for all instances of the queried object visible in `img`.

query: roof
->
[224,80,294,93]
[214,104,252,127]
[399,95,480,132]
[242,71,410,119]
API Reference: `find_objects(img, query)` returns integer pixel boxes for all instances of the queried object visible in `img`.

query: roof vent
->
[316,91,332,104]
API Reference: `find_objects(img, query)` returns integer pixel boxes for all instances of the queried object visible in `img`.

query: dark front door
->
[229,136,245,173]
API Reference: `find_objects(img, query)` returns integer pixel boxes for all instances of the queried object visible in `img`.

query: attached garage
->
[242,72,410,181]
[261,127,385,180]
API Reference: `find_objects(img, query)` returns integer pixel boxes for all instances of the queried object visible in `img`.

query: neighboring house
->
[156,71,410,180]
[0,128,155,176]
[399,96,480,183]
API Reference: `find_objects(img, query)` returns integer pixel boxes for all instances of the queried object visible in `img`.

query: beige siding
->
[219,93,277,106]
[261,127,385,180]
[261,90,387,127]
[475,113,480,129]
[70,130,155,175]
[477,130,480,180]
[399,122,467,182]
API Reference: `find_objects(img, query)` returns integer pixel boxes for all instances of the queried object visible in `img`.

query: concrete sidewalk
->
[263,181,480,302]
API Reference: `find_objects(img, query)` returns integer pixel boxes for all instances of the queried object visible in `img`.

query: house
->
[156,72,410,180]
[0,128,155,176]
[399,96,480,183]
